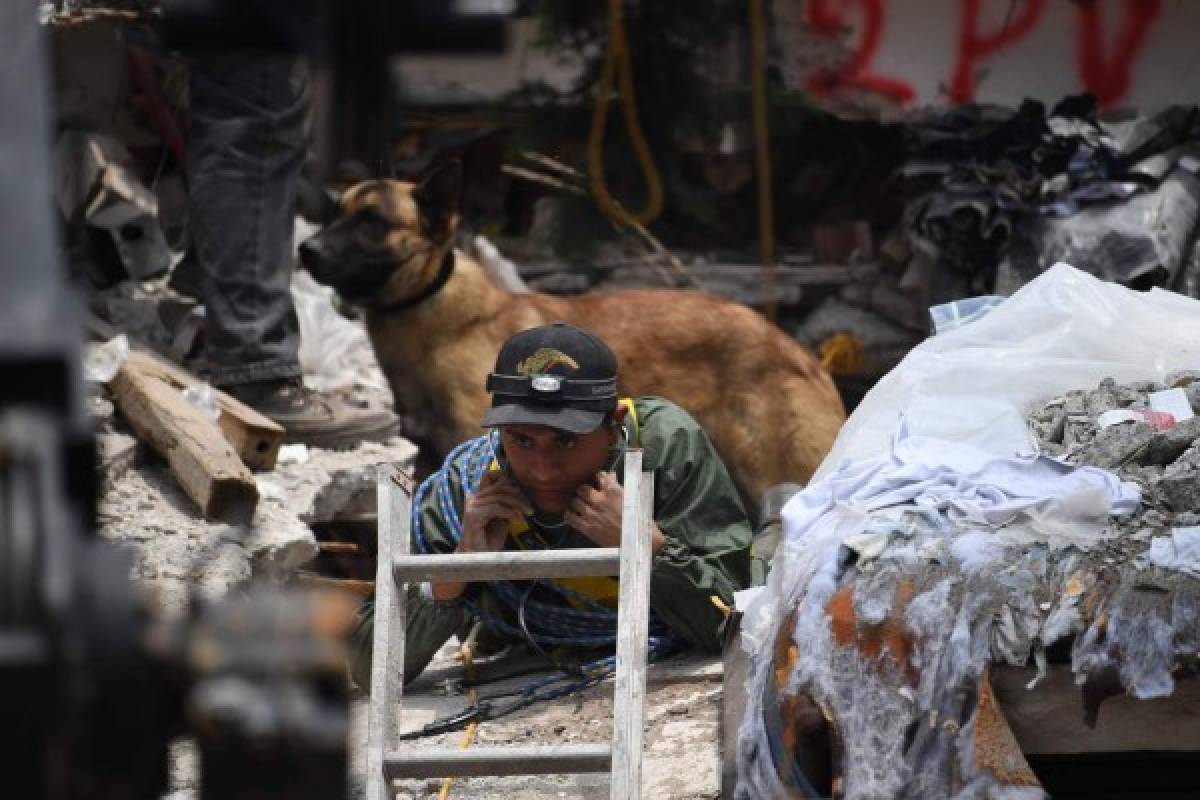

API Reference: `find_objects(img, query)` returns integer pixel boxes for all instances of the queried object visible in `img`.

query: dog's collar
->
[372,249,455,314]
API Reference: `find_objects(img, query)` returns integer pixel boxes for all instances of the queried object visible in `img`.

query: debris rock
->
[243,499,319,579]
[1143,417,1200,466]
[1160,469,1200,513]
[274,439,418,524]
[1072,421,1155,469]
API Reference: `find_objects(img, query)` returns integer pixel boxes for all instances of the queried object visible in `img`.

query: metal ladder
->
[366,450,655,800]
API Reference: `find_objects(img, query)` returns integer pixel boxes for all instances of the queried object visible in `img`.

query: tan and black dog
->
[299,163,845,518]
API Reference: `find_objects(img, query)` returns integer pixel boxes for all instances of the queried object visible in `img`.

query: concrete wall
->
[773,0,1200,115]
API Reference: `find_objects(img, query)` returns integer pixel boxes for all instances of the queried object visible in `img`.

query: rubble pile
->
[736,376,1200,799]
[1029,374,1200,527]
[99,437,416,614]
[897,100,1200,302]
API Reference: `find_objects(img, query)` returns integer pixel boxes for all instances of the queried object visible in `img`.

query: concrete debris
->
[99,434,416,615]
[243,498,319,579]
[1031,377,1200,522]
[96,430,138,492]
[273,438,418,524]
[83,333,129,383]
[54,130,171,280]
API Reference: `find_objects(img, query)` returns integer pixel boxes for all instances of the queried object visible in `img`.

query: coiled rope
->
[411,433,677,652]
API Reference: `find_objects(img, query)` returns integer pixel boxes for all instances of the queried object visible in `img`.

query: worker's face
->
[497,407,626,514]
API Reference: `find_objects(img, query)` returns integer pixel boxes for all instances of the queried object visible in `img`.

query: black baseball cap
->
[481,322,619,433]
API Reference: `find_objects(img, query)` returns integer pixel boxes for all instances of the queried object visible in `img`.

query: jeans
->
[182,52,309,387]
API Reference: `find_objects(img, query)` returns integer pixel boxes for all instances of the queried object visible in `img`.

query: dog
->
[300,162,846,518]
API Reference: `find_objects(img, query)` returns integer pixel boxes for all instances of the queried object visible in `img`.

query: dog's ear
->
[414,160,462,238]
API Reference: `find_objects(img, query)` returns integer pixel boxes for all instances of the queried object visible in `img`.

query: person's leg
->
[348,587,474,692]
[187,52,307,386]
[185,52,396,447]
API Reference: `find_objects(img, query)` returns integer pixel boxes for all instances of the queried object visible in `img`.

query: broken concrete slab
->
[1160,469,1200,513]
[273,438,419,524]
[243,498,319,579]
[1143,417,1200,466]
[1072,421,1156,469]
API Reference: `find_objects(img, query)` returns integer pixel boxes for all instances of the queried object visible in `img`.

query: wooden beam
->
[110,349,258,523]
[85,314,284,471]
[317,540,361,554]
[992,665,1200,755]
[295,573,375,596]
[126,350,284,471]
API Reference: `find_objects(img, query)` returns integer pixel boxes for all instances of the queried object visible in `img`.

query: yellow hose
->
[436,623,482,800]
[587,0,665,227]
[750,0,777,324]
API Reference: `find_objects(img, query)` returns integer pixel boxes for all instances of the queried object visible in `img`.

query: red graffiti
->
[801,0,1166,108]
[805,0,915,105]
[949,0,1047,104]
[1075,0,1163,108]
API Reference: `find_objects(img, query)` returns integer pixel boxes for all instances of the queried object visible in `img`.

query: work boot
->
[227,377,398,449]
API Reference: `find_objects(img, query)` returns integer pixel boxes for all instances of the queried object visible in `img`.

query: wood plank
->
[85,314,285,471]
[392,548,621,583]
[611,453,653,800]
[317,541,361,554]
[367,467,413,800]
[992,665,1200,754]
[129,350,284,471]
[383,744,612,779]
[110,349,258,523]
[295,573,375,596]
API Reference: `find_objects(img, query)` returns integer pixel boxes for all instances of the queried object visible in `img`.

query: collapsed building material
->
[53,130,171,280]
[110,349,259,523]
[733,266,1200,799]
[96,429,138,492]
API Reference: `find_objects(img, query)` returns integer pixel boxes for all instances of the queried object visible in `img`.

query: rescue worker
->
[350,322,752,689]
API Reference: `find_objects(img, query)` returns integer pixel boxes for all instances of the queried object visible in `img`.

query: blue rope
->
[411,434,676,656]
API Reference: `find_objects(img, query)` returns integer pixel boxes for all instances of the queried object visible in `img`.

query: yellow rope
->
[750,0,777,324]
[587,0,665,227]
[436,623,482,800]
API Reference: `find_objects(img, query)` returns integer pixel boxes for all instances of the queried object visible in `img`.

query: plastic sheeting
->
[816,263,1200,482]
[291,269,387,392]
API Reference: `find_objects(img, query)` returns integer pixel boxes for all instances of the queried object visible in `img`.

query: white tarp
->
[815,263,1200,480]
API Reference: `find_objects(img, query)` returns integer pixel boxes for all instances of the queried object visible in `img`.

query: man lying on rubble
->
[349,322,753,689]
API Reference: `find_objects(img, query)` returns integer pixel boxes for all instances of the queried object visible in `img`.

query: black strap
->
[486,373,617,402]
[371,249,455,314]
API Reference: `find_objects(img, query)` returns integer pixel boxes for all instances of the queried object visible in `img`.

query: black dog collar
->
[372,249,455,314]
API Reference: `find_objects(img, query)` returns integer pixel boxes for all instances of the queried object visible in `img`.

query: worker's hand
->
[565,471,626,548]
[458,471,532,554]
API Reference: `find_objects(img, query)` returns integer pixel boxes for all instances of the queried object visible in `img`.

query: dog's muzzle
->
[298,236,331,279]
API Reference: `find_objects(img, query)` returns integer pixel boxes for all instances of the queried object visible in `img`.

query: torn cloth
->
[784,423,1140,550]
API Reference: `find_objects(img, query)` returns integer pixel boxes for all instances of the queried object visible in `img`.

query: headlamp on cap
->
[485,372,616,406]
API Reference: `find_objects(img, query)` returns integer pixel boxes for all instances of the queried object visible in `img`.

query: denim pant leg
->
[348,587,474,692]
[187,53,309,387]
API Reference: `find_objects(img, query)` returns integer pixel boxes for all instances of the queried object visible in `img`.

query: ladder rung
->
[393,549,620,583]
[383,744,612,779]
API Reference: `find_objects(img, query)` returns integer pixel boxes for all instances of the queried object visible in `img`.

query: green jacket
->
[414,396,753,651]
